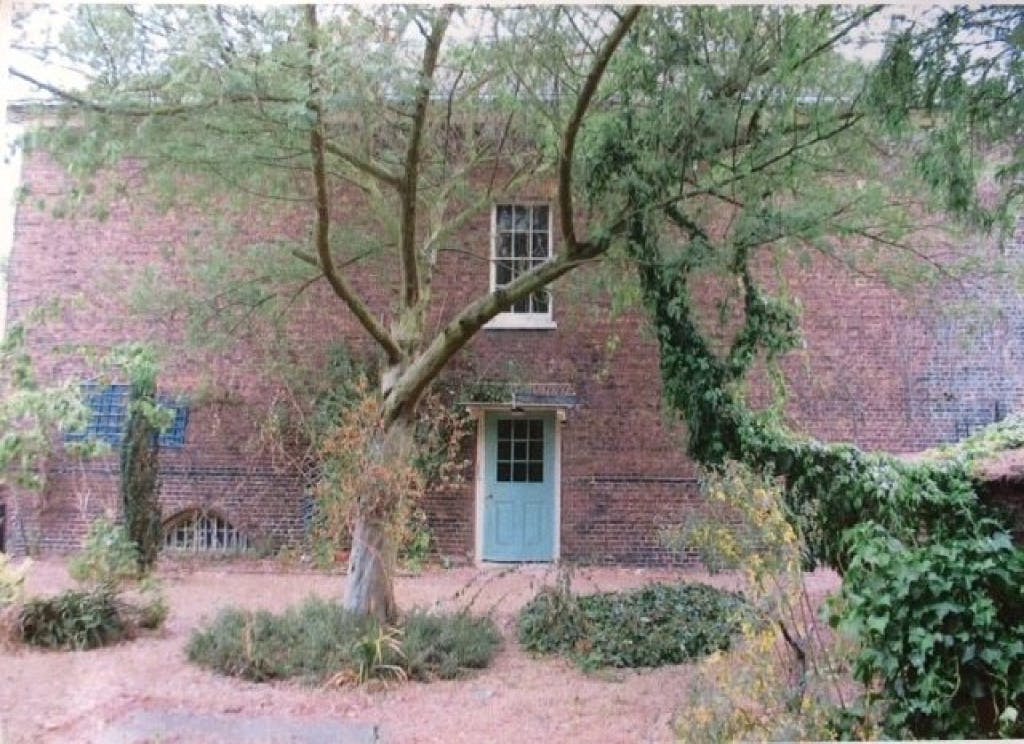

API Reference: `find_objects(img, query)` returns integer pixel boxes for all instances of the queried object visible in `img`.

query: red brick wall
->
[4,152,1024,565]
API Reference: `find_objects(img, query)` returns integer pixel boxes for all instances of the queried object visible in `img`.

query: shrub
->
[399,509,434,573]
[672,465,852,742]
[516,571,586,656]
[19,587,125,650]
[68,518,140,588]
[830,522,1024,739]
[519,578,753,669]
[187,597,366,682]
[402,610,502,680]
[187,596,500,684]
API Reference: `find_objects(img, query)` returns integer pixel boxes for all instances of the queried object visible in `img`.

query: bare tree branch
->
[383,6,645,423]
[305,5,401,364]
[9,66,296,116]
[323,141,403,190]
[559,5,642,257]
[399,6,453,312]
[383,250,589,424]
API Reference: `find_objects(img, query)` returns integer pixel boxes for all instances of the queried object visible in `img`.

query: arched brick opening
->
[162,508,249,553]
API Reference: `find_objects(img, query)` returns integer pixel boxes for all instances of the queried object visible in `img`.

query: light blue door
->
[483,413,556,561]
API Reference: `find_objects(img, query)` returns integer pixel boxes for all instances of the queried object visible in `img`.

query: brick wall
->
[4,151,1024,565]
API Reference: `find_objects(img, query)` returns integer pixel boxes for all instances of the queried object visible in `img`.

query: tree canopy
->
[9,5,1022,631]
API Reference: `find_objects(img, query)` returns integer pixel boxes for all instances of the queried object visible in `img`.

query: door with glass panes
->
[483,413,556,561]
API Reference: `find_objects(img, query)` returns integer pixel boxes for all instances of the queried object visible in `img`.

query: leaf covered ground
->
[1,558,839,743]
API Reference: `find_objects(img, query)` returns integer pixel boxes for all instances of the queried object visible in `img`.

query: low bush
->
[402,610,502,680]
[518,578,753,669]
[670,464,852,742]
[186,596,500,684]
[68,518,140,588]
[19,587,125,650]
[187,598,371,682]
[0,556,31,648]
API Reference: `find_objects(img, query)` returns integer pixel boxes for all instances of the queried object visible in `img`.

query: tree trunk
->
[342,407,413,624]
[344,516,397,623]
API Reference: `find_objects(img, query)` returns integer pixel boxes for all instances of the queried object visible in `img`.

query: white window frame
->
[484,202,557,330]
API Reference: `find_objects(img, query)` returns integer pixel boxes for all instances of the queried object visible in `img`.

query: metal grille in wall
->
[163,511,249,553]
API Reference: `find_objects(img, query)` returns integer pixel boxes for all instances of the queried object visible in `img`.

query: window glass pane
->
[529,420,544,439]
[514,233,528,258]
[497,462,511,482]
[164,512,246,553]
[513,441,527,460]
[531,233,549,258]
[495,260,512,287]
[75,384,127,445]
[496,233,512,258]
[532,205,549,231]
[497,440,511,460]
[512,297,529,312]
[514,206,529,230]
[496,205,513,230]
[528,462,544,482]
[157,399,189,448]
[513,420,529,438]
[497,420,511,438]
[528,440,543,461]
[512,462,527,481]
[531,291,549,314]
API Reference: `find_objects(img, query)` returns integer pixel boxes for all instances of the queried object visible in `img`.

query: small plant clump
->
[68,517,140,588]
[186,596,500,684]
[0,555,31,646]
[518,577,753,670]
[402,610,501,680]
[7,518,169,652]
[19,587,125,650]
[0,554,30,608]
[671,464,853,742]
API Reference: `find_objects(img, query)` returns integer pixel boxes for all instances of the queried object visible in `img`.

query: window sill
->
[484,313,557,331]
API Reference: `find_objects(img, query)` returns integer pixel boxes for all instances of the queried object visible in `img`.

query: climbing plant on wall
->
[626,194,1024,739]
[571,6,1024,737]
[0,323,101,553]
[108,345,171,573]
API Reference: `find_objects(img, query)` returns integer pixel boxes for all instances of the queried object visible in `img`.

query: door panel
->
[483,413,556,561]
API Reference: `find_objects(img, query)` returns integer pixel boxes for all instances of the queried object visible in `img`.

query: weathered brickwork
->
[4,151,1024,565]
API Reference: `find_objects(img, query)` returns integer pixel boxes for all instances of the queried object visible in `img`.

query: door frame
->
[472,407,562,564]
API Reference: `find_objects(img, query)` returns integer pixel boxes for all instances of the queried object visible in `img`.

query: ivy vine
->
[624,200,1024,737]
